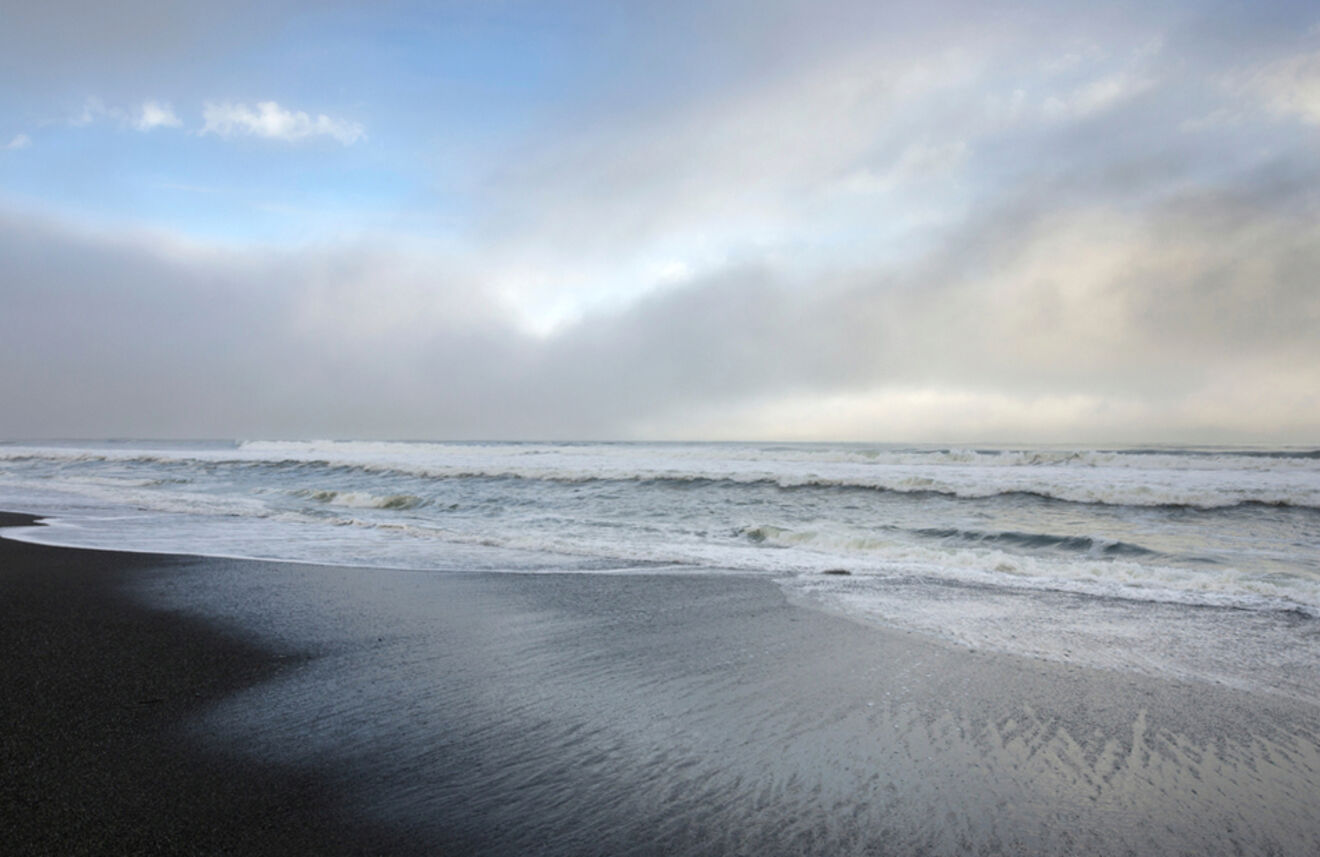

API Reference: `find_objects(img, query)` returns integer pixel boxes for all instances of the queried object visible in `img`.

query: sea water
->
[2,440,1318,702]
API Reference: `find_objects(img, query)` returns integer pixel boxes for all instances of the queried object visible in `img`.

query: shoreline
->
[0,511,428,856]
[4,509,1320,855]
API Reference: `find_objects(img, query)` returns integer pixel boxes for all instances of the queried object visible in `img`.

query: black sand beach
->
[0,512,427,856]
[4,510,1320,856]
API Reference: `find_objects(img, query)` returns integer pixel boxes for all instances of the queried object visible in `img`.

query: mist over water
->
[2,439,1319,702]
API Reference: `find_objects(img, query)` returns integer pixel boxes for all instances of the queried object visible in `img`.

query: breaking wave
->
[4,442,1320,510]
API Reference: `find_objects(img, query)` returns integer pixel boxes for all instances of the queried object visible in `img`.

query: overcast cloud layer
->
[2,0,1318,442]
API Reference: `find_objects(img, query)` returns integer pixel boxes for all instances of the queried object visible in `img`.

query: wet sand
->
[0,512,427,856]
[3,510,1319,855]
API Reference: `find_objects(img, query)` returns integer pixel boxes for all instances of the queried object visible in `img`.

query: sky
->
[2,0,1318,443]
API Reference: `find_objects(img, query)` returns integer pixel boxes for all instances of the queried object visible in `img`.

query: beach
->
[0,513,428,856]
[4,510,1319,856]
[8,0,1320,852]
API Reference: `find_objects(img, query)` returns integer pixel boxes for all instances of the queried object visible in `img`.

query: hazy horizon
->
[4,1,1319,444]
[4,438,1318,453]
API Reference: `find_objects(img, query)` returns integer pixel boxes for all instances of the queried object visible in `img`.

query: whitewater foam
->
[7,440,1320,509]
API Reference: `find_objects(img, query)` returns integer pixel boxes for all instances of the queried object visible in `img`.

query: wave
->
[234,440,1320,470]
[376,471,1320,511]
[5,443,1320,510]
[11,440,1320,471]
[739,521,1164,568]
[264,512,1320,618]
[778,544,1320,618]
[238,508,1314,617]
[297,490,426,511]
[910,527,1158,557]
[1103,447,1320,460]
[6,473,1317,620]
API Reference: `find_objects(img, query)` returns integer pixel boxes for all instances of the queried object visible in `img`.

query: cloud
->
[65,96,360,142]
[832,140,969,195]
[0,211,517,438]
[1244,49,1320,125]
[533,175,1320,441]
[465,38,992,323]
[5,1,1320,442]
[70,96,109,126]
[1041,71,1155,121]
[3,133,30,150]
[200,101,365,145]
[134,100,181,131]
[69,96,182,131]
[3,158,1318,443]
[456,12,1181,327]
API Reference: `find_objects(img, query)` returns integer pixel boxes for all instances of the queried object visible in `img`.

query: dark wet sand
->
[4,510,1320,856]
[0,512,426,856]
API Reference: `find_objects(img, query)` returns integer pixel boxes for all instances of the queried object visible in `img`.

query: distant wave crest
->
[5,442,1320,511]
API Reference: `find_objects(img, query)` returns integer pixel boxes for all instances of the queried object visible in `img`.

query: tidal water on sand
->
[2,439,1319,704]
[134,558,1320,856]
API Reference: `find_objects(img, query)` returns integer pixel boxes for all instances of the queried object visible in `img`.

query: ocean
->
[3,439,1318,704]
